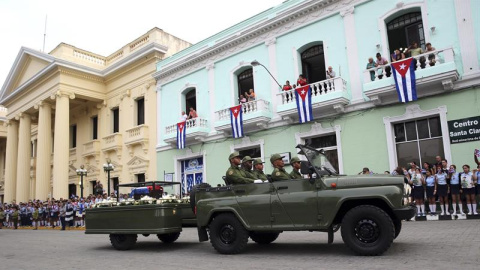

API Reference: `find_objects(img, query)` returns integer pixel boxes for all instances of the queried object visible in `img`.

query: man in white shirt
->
[180,111,188,122]
[326,66,336,79]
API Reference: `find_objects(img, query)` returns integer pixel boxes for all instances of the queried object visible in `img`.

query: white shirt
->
[461,172,474,189]
[180,114,187,122]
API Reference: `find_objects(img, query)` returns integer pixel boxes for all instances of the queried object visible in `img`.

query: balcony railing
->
[164,117,210,145]
[277,78,347,105]
[213,99,272,134]
[102,133,123,158]
[69,148,76,160]
[82,140,101,158]
[165,118,208,135]
[215,99,271,121]
[125,125,149,155]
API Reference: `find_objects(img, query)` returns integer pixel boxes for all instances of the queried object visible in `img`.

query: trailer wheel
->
[157,232,181,243]
[109,234,137,250]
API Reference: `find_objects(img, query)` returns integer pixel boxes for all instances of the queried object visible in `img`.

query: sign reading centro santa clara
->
[448,116,480,144]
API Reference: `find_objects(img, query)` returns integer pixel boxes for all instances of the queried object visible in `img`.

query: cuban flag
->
[295,85,313,123]
[230,105,244,138]
[176,122,186,149]
[391,58,417,103]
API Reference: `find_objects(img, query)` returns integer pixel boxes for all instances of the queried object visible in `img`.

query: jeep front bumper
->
[393,206,416,220]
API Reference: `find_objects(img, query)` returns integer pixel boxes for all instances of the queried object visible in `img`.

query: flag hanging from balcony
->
[229,105,244,138]
[295,85,313,123]
[176,122,186,149]
[391,58,417,103]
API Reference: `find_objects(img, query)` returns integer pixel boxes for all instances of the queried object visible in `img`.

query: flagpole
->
[42,15,47,52]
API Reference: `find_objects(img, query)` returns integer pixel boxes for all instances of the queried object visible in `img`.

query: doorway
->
[301,44,326,83]
[68,184,77,198]
[180,157,204,195]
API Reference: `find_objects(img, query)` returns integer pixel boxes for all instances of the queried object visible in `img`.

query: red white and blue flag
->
[295,85,313,123]
[391,58,417,103]
[177,122,186,149]
[230,105,244,138]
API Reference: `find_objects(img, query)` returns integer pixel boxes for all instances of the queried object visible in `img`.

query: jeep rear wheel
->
[157,232,181,243]
[249,232,280,244]
[109,234,137,250]
[209,213,248,254]
[341,205,394,256]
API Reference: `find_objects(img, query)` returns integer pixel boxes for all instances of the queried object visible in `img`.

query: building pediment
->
[127,156,149,169]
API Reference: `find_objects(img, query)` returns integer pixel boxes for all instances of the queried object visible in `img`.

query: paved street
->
[1,220,479,270]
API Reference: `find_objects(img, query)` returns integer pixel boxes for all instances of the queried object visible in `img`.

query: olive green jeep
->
[192,144,415,256]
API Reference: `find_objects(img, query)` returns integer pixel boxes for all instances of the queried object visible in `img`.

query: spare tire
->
[189,183,212,213]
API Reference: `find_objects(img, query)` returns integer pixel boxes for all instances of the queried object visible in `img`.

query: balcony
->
[364,48,459,105]
[276,77,350,121]
[164,118,209,146]
[214,99,272,134]
[102,133,123,158]
[125,125,149,156]
[82,140,101,160]
[69,148,77,161]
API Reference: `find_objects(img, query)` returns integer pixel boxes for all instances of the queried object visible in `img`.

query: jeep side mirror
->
[300,161,312,175]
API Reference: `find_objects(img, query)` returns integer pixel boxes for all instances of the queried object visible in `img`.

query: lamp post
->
[103,159,115,196]
[76,165,88,198]
[251,60,282,89]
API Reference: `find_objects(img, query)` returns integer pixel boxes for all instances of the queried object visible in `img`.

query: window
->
[305,134,339,173]
[238,146,261,159]
[237,68,253,102]
[112,108,119,133]
[387,12,425,53]
[70,125,77,148]
[394,116,444,167]
[136,98,145,126]
[112,177,119,193]
[301,44,326,83]
[184,89,196,115]
[92,116,98,140]
[90,180,97,194]
[136,173,145,183]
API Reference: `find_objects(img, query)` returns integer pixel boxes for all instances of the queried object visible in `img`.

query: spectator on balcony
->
[391,49,405,62]
[366,57,376,81]
[180,111,188,122]
[326,66,336,79]
[406,42,424,69]
[297,74,307,87]
[245,89,256,102]
[239,95,247,104]
[426,42,436,66]
[187,107,198,119]
[282,80,292,91]
[375,53,391,79]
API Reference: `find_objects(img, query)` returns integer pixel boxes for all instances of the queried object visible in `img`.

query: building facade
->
[0,27,191,203]
[154,0,480,194]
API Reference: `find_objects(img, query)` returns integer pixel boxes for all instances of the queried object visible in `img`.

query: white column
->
[340,6,363,103]
[52,91,74,199]
[35,102,52,200]
[265,38,280,120]
[206,63,216,130]
[15,113,32,202]
[454,0,479,75]
[3,120,19,203]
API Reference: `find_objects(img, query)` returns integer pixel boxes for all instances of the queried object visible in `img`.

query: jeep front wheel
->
[157,232,181,243]
[249,232,280,244]
[340,205,394,256]
[109,234,137,250]
[209,213,248,254]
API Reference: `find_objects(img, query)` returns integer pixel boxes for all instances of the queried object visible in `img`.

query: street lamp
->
[76,165,88,198]
[251,60,282,89]
[103,158,115,196]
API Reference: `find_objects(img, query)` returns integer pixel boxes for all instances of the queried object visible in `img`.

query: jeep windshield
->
[297,144,338,175]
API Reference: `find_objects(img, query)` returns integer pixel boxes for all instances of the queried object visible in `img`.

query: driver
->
[270,154,292,181]
[225,152,254,185]
[289,157,303,179]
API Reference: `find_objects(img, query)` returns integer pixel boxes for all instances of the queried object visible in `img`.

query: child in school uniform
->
[409,168,426,216]
[462,165,478,215]
[424,169,437,215]
[436,166,450,215]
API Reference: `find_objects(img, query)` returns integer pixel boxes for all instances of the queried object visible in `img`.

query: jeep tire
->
[157,232,181,243]
[340,205,394,256]
[190,183,212,213]
[109,234,137,250]
[393,218,402,239]
[249,232,280,244]
[209,213,248,254]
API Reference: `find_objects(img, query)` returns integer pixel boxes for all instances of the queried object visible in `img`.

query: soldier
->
[289,157,303,179]
[252,158,268,181]
[270,154,292,181]
[225,152,254,185]
[241,156,256,179]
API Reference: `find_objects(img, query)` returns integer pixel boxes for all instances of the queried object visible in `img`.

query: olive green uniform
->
[241,168,256,179]
[271,168,292,181]
[253,169,268,181]
[289,169,302,179]
[226,165,254,185]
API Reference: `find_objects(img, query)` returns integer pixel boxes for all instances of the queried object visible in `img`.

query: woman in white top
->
[436,165,450,215]
[409,168,426,217]
[462,165,478,215]
[424,169,437,215]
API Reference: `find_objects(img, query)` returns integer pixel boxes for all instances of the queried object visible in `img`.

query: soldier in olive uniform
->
[270,154,292,181]
[289,157,303,179]
[252,158,268,181]
[240,156,256,179]
[225,152,254,185]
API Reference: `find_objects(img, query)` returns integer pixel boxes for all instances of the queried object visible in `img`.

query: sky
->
[0,0,284,88]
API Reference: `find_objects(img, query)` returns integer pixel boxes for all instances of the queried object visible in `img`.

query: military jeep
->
[192,145,415,256]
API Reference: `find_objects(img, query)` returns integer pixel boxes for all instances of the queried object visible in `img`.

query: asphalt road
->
[1,220,479,270]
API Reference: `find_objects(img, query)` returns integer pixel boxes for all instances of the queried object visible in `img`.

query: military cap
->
[290,156,301,165]
[228,152,241,160]
[253,158,265,165]
[241,156,253,163]
[270,153,284,163]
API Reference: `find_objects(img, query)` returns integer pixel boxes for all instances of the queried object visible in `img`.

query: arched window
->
[237,68,253,102]
[185,88,196,113]
[387,12,425,53]
[301,44,326,83]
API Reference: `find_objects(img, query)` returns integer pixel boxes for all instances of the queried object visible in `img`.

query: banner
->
[176,121,186,149]
[230,105,244,138]
[295,85,313,123]
[447,116,480,144]
[391,58,417,103]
